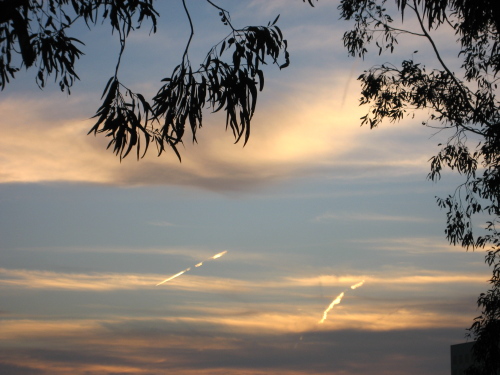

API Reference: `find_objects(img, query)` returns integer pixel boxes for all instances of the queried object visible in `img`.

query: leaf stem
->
[182,0,194,65]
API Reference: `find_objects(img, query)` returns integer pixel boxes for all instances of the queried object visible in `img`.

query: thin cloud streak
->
[286,273,487,288]
[0,268,244,292]
[314,212,430,223]
[0,268,486,292]
[0,299,474,342]
[349,236,462,253]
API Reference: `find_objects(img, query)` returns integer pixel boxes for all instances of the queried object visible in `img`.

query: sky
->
[0,1,491,374]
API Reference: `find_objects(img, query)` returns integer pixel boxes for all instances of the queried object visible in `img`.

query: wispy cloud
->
[0,268,245,293]
[0,268,156,291]
[1,266,486,293]
[314,212,430,223]
[350,236,463,253]
[0,266,485,334]
[286,271,487,288]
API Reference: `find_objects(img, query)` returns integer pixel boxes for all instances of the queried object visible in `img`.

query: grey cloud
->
[2,319,463,375]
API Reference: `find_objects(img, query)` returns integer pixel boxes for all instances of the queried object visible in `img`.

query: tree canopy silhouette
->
[0,0,289,160]
[336,0,500,372]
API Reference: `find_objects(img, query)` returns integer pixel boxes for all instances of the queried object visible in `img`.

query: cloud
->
[0,268,156,291]
[349,236,462,253]
[0,268,249,293]
[0,87,356,189]
[0,265,484,334]
[286,271,487,289]
[0,316,466,375]
[0,67,437,191]
[0,97,115,184]
[313,212,430,223]
[2,266,485,293]
[0,319,99,341]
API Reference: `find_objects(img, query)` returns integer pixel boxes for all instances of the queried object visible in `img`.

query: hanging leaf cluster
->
[89,13,289,160]
[89,77,153,159]
[1,1,289,161]
[0,0,158,92]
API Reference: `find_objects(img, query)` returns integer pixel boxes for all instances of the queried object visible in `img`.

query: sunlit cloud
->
[313,304,475,331]
[286,272,487,288]
[1,266,486,294]
[0,268,244,292]
[1,266,481,336]
[0,298,475,346]
[0,319,99,341]
[0,268,156,291]
[0,85,362,189]
[0,69,434,191]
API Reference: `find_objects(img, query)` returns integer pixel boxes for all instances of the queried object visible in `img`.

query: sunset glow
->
[0,2,489,374]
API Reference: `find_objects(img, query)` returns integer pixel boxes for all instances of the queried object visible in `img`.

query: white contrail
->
[318,279,365,324]
[350,280,365,289]
[156,268,191,286]
[156,250,228,286]
[319,292,344,324]
[211,250,227,259]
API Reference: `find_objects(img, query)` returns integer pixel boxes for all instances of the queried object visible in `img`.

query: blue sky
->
[0,1,490,374]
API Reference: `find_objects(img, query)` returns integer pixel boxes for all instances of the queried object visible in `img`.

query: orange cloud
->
[286,271,487,288]
[0,71,433,190]
[0,268,251,292]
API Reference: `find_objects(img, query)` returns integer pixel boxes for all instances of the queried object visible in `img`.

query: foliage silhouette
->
[335,0,500,372]
[0,0,289,160]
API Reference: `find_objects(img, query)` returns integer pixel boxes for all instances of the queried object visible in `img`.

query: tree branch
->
[412,0,489,135]
[182,0,194,64]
